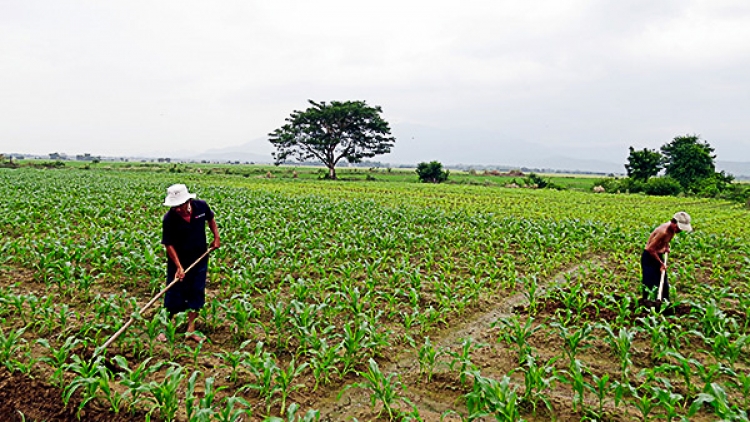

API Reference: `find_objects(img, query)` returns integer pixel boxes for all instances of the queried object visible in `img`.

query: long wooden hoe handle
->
[656,252,669,302]
[99,247,214,352]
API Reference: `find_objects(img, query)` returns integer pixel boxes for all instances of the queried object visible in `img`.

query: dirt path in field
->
[316,260,603,422]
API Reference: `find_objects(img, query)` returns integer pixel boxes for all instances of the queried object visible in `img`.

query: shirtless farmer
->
[641,211,692,302]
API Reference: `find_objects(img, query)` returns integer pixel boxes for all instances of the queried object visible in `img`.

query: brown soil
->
[0,368,147,422]
[0,260,737,422]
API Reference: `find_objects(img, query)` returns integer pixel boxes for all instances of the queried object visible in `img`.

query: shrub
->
[643,177,682,196]
[416,161,449,183]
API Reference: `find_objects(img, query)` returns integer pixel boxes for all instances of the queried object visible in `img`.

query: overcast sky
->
[2,1,749,169]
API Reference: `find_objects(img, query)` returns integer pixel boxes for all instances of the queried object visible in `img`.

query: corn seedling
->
[464,371,522,422]
[62,354,108,417]
[599,322,637,381]
[584,370,614,419]
[263,402,320,422]
[274,357,309,414]
[185,371,226,422]
[214,396,253,422]
[340,358,408,421]
[144,363,186,422]
[309,338,341,390]
[551,322,594,368]
[520,355,557,416]
[37,336,81,388]
[243,352,280,412]
[113,355,165,415]
[0,326,27,371]
[492,315,542,365]
[446,337,485,387]
[417,336,441,383]
[688,382,748,421]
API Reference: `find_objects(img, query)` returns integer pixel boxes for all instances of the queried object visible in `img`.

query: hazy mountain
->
[716,161,750,179]
[180,140,273,163]
[523,155,623,174]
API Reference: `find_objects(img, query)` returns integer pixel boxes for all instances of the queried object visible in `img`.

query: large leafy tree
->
[625,146,662,182]
[660,134,716,190]
[269,100,395,180]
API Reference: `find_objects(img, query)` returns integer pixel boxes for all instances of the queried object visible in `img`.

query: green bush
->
[643,177,682,196]
[416,161,449,183]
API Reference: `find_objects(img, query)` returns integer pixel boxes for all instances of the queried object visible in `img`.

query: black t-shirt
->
[162,199,214,270]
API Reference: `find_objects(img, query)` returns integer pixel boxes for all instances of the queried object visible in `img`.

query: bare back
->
[645,222,675,255]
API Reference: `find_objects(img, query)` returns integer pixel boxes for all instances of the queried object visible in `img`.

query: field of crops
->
[1,167,748,421]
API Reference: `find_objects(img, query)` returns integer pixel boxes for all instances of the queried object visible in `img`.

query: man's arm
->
[165,244,185,280]
[209,218,220,249]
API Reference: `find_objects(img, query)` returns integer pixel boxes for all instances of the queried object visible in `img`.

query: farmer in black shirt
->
[159,184,220,342]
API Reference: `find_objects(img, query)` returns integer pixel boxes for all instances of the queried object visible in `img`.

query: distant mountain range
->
[716,161,750,179]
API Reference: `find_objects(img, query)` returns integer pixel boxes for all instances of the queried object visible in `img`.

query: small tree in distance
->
[625,146,662,182]
[416,161,449,183]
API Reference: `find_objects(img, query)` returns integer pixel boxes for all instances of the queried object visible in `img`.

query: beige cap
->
[673,211,693,232]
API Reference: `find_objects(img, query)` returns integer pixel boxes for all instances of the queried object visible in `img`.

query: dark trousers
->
[641,249,668,301]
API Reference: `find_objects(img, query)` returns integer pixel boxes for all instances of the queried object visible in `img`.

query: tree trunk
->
[328,166,337,180]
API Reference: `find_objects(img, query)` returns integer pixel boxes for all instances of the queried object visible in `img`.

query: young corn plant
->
[62,354,108,418]
[551,321,594,368]
[464,371,522,422]
[180,337,207,370]
[224,293,260,343]
[557,358,588,414]
[637,312,673,363]
[492,315,542,365]
[627,383,659,422]
[267,299,292,351]
[0,326,27,372]
[688,382,748,421]
[339,358,410,421]
[664,351,699,404]
[95,360,127,414]
[214,396,253,422]
[144,363,186,422]
[243,352,281,413]
[185,371,226,422]
[263,402,321,422]
[308,337,341,390]
[599,322,637,382]
[161,310,188,357]
[113,355,165,415]
[274,358,309,414]
[521,275,540,316]
[729,371,750,411]
[584,370,614,419]
[650,385,684,422]
[519,355,557,417]
[340,320,369,376]
[446,337,486,387]
[37,336,82,388]
[214,342,252,384]
[417,336,441,383]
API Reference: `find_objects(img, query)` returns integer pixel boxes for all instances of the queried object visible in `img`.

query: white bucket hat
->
[163,184,196,207]
[673,211,693,232]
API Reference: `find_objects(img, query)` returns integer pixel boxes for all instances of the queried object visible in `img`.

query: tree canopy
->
[268,100,395,180]
[661,134,716,191]
[625,146,662,182]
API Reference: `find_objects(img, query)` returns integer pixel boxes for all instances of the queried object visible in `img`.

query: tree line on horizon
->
[265,99,750,203]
